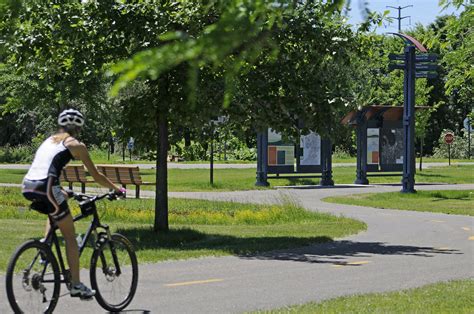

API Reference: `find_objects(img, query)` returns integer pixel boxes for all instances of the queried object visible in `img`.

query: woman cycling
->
[22,109,124,299]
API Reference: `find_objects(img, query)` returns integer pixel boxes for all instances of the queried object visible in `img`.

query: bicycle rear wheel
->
[6,240,60,314]
[90,233,138,312]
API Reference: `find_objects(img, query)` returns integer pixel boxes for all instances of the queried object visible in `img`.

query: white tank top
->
[25,136,73,181]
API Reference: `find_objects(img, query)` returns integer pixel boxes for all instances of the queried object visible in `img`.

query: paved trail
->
[1,184,473,313]
[1,162,473,169]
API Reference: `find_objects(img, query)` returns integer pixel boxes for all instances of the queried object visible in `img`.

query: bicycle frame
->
[41,195,122,287]
[7,191,136,314]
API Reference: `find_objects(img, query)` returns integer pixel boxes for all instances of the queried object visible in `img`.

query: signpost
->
[388,33,438,193]
[444,132,454,165]
[464,117,472,159]
[209,116,228,185]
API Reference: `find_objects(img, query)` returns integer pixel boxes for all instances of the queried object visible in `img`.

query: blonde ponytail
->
[51,132,71,144]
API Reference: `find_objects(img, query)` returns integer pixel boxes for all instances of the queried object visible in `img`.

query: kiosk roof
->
[341,105,428,126]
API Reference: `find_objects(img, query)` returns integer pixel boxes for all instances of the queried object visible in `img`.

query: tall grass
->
[0,187,358,227]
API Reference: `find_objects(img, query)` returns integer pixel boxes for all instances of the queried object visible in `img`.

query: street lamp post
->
[387,5,412,32]
[209,116,228,185]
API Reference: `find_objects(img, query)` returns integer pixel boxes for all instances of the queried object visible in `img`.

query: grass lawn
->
[0,165,472,192]
[323,190,474,216]
[0,187,365,273]
[255,279,474,314]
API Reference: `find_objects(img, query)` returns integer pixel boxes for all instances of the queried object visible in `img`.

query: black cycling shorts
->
[22,177,70,221]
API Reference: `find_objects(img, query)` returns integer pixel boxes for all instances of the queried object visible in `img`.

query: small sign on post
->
[444,132,454,166]
[127,137,135,161]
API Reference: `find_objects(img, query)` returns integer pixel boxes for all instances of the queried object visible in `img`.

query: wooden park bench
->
[167,154,184,162]
[96,165,153,198]
[61,164,94,193]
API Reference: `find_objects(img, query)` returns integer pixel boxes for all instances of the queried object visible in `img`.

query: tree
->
[3,1,230,231]
[228,4,362,142]
[107,0,357,230]
[2,0,380,231]
[441,4,473,123]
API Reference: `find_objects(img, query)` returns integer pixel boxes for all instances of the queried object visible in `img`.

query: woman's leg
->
[44,218,51,239]
[56,214,80,285]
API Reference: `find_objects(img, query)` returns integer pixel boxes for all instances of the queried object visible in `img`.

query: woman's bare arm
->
[65,139,121,192]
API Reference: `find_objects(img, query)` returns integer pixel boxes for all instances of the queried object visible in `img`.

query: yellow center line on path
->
[332,261,371,268]
[430,220,445,223]
[165,278,224,287]
[462,227,471,231]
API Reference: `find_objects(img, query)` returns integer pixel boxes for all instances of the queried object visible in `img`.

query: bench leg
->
[136,185,140,199]
[81,183,85,194]
[122,184,126,198]
[69,183,73,191]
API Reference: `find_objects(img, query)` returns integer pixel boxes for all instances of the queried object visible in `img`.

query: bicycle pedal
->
[70,293,94,300]
[80,296,94,301]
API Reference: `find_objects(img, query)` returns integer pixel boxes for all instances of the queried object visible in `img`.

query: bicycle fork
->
[96,226,122,279]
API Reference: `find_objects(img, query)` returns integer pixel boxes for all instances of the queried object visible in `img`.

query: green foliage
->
[432,129,474,159]
[332,146,353,159]
[441,5,473,106]
[229,146,257,161]
[0,144,33,163]
[178,142,208,161]
[109,0,288,98]
[0,134,45,163]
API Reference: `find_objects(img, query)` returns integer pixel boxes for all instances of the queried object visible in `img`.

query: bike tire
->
[90,233,138,312]
[6,240,61,314]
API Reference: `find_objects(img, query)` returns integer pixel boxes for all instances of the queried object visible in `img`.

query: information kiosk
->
[342,105,425,184]
[256,129,333,186]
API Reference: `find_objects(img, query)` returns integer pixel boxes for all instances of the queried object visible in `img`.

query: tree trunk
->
[154,112,169,232]
[419,137,423,171]
[184,130,191,147]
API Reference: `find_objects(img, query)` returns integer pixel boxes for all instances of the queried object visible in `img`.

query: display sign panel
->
[267,129,294,174]
[262,128,329,177]
[381,128,404,165]
[300,132,321,166]
[267,129,294,166]
[367,128,380,165]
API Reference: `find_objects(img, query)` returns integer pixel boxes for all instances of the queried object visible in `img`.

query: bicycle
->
[5,190,139,313]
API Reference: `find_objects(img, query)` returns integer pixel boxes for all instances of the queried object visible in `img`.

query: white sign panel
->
[300,132,321,166]
[367,128,380,165]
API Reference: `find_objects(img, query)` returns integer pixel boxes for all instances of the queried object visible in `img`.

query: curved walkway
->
[1,184,473,313]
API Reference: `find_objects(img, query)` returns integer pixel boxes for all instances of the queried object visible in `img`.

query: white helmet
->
[58,109,85,127]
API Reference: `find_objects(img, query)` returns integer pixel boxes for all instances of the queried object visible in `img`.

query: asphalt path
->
[1,162,473,170]
[1,184,473,313]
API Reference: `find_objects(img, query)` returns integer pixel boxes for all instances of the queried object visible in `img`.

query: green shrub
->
[229,146,256,161]
[332,146,353,159]
[432,129,473,159]
[0,145,33,163]
[181,142,208,161]
[141,150,157,161]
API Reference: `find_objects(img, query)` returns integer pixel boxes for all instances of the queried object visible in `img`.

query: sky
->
[346,0,460,33]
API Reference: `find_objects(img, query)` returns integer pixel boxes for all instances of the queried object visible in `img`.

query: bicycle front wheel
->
[6,240,61,314]
[90,233,138,312]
